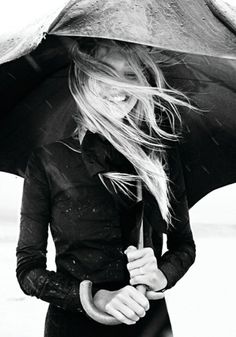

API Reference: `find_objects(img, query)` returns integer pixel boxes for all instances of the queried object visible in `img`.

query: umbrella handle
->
[136,284,146,295]
[79,280,120,325]
[79,280,147,325]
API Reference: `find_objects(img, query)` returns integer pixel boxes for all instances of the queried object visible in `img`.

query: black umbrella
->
[1,42,235,207]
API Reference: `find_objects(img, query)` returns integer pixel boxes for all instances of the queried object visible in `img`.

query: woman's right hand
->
[93,285,150,325]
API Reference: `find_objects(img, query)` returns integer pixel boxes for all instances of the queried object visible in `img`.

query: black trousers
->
[44,299,173,337]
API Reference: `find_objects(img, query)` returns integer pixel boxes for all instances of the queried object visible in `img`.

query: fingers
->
[125,246,154,262]
[125,246,167,292]
[130,273,157,289]
[105,305,137,325]
[117,296,146,319]
[127,257,154,271]
[126,247,157,271]
[124,246,137,255]
[130,270,167,291]
[128,264,154,278]
[146,290,165,301]
[127,257,157,285]
[128,286,150,311]
[104,286,149,325]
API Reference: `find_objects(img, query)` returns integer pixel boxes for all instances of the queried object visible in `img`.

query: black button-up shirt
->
[16,134,195,313]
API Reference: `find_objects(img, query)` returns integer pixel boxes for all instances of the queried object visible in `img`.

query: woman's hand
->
[125,246,167,299]
[93,285,150,325]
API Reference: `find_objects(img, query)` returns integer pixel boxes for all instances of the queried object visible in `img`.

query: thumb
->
[146,290,165,301]
[124,245,137,255]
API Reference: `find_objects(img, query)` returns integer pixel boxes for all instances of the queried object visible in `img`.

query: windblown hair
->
[69,38,192,224]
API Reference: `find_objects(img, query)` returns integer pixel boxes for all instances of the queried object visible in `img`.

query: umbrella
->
[1,0,236,64]
[0,0,236,327]
[1,36,236,207]
[0,0,236,206]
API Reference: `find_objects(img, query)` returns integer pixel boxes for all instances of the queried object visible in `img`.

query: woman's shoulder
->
[26,136,82,172]
[33,136,81,158]
[49,136,82,154]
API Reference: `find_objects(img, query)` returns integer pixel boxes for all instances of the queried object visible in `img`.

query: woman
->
[16,38,196,337]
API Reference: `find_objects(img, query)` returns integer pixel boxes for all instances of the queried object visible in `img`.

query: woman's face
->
[95,45,139,118]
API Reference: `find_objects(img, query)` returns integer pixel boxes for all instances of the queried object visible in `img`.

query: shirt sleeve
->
[16,149,84,313]
[158,142,196,289]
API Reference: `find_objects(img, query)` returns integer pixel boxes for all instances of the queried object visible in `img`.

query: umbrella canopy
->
[0,0,70,65]
[0,0,236,208]
[50,0,236,58]
[0,0,236,64]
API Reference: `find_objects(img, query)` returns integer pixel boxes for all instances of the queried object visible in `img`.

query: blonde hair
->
[69,38,192,224]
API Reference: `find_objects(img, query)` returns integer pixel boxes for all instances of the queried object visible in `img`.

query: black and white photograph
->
[0,1,236,336]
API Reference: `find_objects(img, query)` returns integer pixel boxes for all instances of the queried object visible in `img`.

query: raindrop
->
[7,72,16,80]
[215,118,223,127]
[201,165,210,174]
[186,125,191,133]
[25,55,42,72]
[185,165,191,172]
[45,100,52,109]
[210,136,219,146]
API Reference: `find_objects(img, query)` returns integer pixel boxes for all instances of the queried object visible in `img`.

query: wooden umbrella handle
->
[136,284,146,295]
[79,280,120,325]
[79,280,147,325]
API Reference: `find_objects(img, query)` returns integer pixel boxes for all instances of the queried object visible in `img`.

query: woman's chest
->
[48,161,122,244]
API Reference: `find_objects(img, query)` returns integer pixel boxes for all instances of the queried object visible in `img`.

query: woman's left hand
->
[125,246,167,299]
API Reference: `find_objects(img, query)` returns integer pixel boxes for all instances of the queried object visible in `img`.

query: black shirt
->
[16,134,195,313]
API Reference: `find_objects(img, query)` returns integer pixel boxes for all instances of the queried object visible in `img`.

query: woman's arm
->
[16,149,83,313]
[17,148,154,324]
[125,143,195,293]
[158,142,196,289]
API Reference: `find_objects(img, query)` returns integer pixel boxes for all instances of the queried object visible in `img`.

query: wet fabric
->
[48,0,236,59]
[1,0,236,65]
[16,133,195,333]
[44,300,172,337]
[0,1,69,65]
